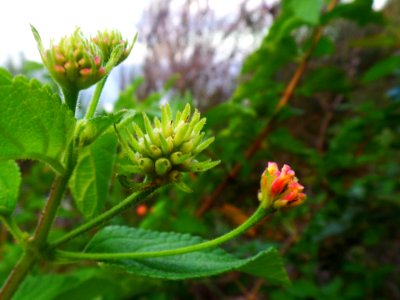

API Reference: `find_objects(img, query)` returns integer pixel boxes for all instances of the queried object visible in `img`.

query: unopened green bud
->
[139,158,154,173]
[155,158,172,176]
[115,103,219,183]
[170,152,190,165]
[179,104,191,123]
[32,26,135,113]
[32,26,106,109]
[143,113,159,145]
[76,119,96,146]
[92,29,134,65]
[149,145,162,159]
[174,122,189,147]
[166,136,174,153]
[193,118,206,135]
[161,104,173,137]
[180,141,194,153]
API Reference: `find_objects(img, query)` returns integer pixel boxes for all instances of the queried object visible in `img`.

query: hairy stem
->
[0,172,72,299]
[32,174,72,246]
[0,254,35,300]
[50,185,161,248]
[56,205,273,261]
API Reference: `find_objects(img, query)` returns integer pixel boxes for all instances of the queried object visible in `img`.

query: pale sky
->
[0,0,388,110]
[0,0,388,65]
[0,0,262,109]
[0,0,148,65]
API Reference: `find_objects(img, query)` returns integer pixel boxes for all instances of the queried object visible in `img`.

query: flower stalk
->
[55,205,275,261]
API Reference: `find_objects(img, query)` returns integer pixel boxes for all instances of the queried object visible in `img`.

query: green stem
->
[31,173,72,246]
[0,172,72,299]
[85,76,108,119]
[50,185,161,248]
[0,253,35,300]
[0,216,25,244]
[0,144,75,299]
[55,205,274,261]
[62,87,80,114]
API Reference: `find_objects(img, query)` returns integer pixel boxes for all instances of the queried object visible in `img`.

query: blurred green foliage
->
[1,0,399,299]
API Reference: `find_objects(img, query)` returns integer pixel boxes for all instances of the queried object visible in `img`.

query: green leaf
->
[299,66,350,96]
[308,36,335,57]
[362,56,400,83]
[0,68,75,173]
[0,161,21,215]
[288,0,324,25]
[323,0,384,26]
[13,274,80,300]
[13,269,158,300]
[85,226,290,285]
[69,132,117,218]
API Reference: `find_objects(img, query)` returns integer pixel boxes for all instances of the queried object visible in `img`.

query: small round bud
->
[139,158,154,173]
[155,158,172,176]
[170,152,186,165]
[148,145,163,159]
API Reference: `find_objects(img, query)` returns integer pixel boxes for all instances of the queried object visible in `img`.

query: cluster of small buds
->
[92,30,133,66]
[117,103,220,191]
[258,162,306,209]
[31,26,133,103]
[32,27,106,91]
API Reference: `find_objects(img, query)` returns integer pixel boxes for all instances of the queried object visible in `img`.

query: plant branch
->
[195,0,338,217]
[0,144,75,299]
[50,184,161,249]
[55,205,274,261]
[0,172,72,299]
[0,253,36,300]
[31,173,72,246]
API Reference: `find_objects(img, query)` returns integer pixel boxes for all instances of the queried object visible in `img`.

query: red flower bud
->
[258,162,306,209]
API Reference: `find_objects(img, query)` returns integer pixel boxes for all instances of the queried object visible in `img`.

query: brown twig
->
[196,0,339,217]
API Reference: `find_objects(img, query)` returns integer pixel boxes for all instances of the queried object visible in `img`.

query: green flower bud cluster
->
[32,27,106,91]
[31,26,134,111]
[92,30,133,66]
[117,103,220,190]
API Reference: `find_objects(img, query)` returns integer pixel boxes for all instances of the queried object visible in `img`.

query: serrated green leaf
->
[13,269,153,300]
[13,274,80,300]
[85,226,290,285]
[0,68,75,173]
[0,161,21,215]
[69,132,117,218]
